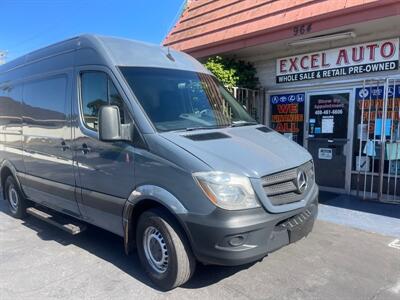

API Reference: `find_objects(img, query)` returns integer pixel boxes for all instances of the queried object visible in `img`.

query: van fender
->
[122,185,188,254]
[0,160,23,198]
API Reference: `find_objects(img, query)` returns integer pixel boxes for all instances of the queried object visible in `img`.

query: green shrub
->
[204,56,259,89]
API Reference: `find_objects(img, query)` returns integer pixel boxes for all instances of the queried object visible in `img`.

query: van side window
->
[0,85,23,129]
[80,71,130,131]
[23,77,67,128]
[81,72,108,130]
[108,80,126,124]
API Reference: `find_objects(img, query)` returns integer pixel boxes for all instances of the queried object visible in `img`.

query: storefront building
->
[164,0,400,201]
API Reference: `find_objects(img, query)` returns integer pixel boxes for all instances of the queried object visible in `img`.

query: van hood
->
[160,126,312,178]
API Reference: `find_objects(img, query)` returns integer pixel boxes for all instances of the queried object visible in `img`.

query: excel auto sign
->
[276,38,399,83]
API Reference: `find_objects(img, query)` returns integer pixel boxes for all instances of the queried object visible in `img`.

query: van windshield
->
[120,67,256,132]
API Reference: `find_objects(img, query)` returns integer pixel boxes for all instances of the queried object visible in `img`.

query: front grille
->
[261,161,314,206]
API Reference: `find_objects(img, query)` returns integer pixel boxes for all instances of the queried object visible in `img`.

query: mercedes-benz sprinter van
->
[0,35,318,290]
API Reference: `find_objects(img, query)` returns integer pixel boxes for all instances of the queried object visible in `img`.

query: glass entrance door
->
[306,92,351,190]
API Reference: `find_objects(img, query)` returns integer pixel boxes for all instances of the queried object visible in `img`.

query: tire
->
[4,176,28,219]
[136,208,196,290]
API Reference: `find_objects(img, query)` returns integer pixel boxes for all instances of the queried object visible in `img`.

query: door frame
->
[303,88,356,193]
[71,64,136,235]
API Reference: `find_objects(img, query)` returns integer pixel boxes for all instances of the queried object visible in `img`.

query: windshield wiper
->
[230,121,258,127]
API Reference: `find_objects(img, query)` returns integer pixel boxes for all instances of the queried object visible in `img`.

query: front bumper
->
[182,184,318,266]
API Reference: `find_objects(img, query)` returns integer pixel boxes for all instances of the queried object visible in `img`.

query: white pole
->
[0,51,7,64]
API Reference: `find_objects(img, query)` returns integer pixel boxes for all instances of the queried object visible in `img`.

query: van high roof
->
[0,34,207,74]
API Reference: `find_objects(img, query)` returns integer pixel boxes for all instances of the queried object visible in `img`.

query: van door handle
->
[78,143,91,154]
[60,141,70,151]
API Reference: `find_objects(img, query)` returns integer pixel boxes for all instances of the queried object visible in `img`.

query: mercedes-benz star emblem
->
[296,171,308,194]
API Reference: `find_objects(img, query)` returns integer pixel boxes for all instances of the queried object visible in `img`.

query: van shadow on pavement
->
[0,199,254,291]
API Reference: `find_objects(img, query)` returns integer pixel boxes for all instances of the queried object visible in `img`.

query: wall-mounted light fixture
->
[289,31,356,46]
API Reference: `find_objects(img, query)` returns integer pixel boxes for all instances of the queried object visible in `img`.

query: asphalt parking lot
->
[1,197,399,300]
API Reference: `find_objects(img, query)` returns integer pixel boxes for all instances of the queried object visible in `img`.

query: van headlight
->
[193,172,260,210]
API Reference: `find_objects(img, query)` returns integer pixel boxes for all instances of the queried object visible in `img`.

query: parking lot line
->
[388,239,400,250]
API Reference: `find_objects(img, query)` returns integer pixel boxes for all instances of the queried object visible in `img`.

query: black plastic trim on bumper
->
[182,186,319,266]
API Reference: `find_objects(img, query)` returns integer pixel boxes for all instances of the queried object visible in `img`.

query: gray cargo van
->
[0,34,318,290]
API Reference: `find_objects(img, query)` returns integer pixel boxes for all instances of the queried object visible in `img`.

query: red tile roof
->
[164,0,400,58]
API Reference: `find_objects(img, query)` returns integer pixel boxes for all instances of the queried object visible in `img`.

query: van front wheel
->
[136,208,195,290]
[4,176,28,219]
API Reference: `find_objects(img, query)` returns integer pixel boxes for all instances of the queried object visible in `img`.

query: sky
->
[0,0,185,62]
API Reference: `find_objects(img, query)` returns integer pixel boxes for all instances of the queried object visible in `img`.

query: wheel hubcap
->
[8,186,19,213]
[143,226,169,273]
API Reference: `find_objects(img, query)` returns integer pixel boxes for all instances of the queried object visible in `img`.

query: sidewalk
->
[318,191,400,238]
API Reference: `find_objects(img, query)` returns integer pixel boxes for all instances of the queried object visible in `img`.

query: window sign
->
[374,119,392,137]
[318,148,333,160]
[355,85,400,139]
[276,38,399,83]
[353,85,400,175]
[308,93,349,139]
[270,93,304,145]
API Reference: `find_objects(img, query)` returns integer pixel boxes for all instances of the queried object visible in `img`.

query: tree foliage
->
[204,56,259,89]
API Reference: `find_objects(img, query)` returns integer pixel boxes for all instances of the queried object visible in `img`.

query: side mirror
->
[99,105,121,141]
[99,105,133,142]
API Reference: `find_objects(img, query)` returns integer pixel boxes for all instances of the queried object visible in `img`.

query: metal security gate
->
[356,78,400,202]
[233,87,265,123]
